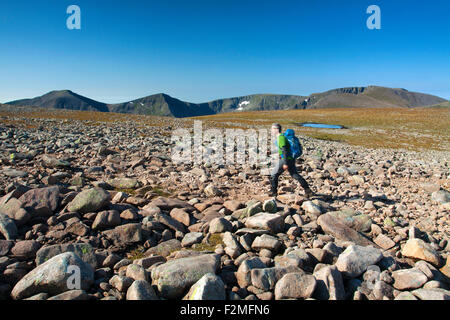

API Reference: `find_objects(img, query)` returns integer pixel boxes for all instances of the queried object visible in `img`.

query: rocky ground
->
[0,111,449,300]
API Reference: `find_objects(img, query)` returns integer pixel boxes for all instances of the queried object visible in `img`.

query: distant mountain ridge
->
[5,86,447,118]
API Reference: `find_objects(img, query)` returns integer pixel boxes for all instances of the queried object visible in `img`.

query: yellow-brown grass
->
[1,107,448,151]
[190,107,450,152]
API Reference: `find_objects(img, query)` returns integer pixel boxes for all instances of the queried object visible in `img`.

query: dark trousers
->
[270,158,310,192]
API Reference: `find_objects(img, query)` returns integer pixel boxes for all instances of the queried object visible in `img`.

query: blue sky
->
[0,0,449,103]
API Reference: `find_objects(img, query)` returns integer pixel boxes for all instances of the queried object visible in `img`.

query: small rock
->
[209,217,233,234]
[335,245,383,278]
[151,254,220,299]
[0,213,18,240]
[401,238,442,267]
[183,273,226,300]
[412,288,450,300]
[181,232,204,247]
[392,268,428,290]
[262,199,277,213]
[313,265,345,300]
[236,257,266,288]
[47,290,90,300]
[301,201,322,217]
[11,240,41,260]
[109,275,134,292]
[126,280,159,300]
[92,210,121,230]
[67,188,110,214]
[274,272,317,300]
[126,264,148,281]
[251,234,281,252]
[373,234,396,250]
[245,212,285,233]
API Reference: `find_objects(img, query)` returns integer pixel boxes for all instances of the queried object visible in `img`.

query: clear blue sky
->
[1,0,449,103]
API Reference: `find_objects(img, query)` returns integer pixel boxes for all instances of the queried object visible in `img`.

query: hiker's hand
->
[282,164,288,171]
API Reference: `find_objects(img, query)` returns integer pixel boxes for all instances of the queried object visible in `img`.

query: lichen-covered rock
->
[67,188,110,214]
[18,186,60,217]
[35,243,97,269]
[11,252,94,300]
[151,254,220,299]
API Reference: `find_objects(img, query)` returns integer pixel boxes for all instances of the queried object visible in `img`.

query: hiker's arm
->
[281,146,289,164]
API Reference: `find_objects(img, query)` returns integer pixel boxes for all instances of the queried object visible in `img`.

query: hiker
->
[269,123,313,198]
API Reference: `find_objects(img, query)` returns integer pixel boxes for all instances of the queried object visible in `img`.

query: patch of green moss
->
[191,233,224,252]
[114,188,137,196]
[152,187,172,197]
[126,245,146,260]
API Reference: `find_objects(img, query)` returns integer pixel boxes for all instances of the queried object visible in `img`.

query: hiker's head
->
[271,123,282,135]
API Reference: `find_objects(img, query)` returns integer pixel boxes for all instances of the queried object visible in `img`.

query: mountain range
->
[4,86,447,118]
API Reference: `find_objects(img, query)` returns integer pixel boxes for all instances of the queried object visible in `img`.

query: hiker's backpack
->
[283,129,302,159]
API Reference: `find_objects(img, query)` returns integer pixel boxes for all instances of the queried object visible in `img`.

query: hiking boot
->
[304,188,314,198]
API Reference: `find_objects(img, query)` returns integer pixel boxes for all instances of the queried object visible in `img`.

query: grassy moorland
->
[191,107,450,152]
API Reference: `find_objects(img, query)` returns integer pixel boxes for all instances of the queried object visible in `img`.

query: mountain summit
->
[7,90,109,112]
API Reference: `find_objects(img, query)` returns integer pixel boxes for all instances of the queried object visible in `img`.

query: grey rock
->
[42,155,70,168]
[126,264,148,281]
[209,217,233,234]
[412,288,450,300]
[67,188,110,214]
[35,243,97,269]
[183,273,226,300]
[245,212,285,233]
[251,234,281,252]
[431,190,450,204]
[395,291,418,300]
[107,178,140,189]
[2,169,27,178]
[251,266,301,291]
[317,213,376,247]
[18,186,60,217]
[145,239,181,257]
[181,232,204,247]
[126,280,159,300]
[313,265,345,300]
[47,289,90,300]
[301,201,322,217]
[236,257,266,288]
[392,268,428,290]
[109,275,134,292]
[151,254,220,299]
[0,213,18,240]
[92,210,121,230]
[335,245,383,278]
[11,252,94,300]
[103,223,142,246]
[274,272,316,300]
